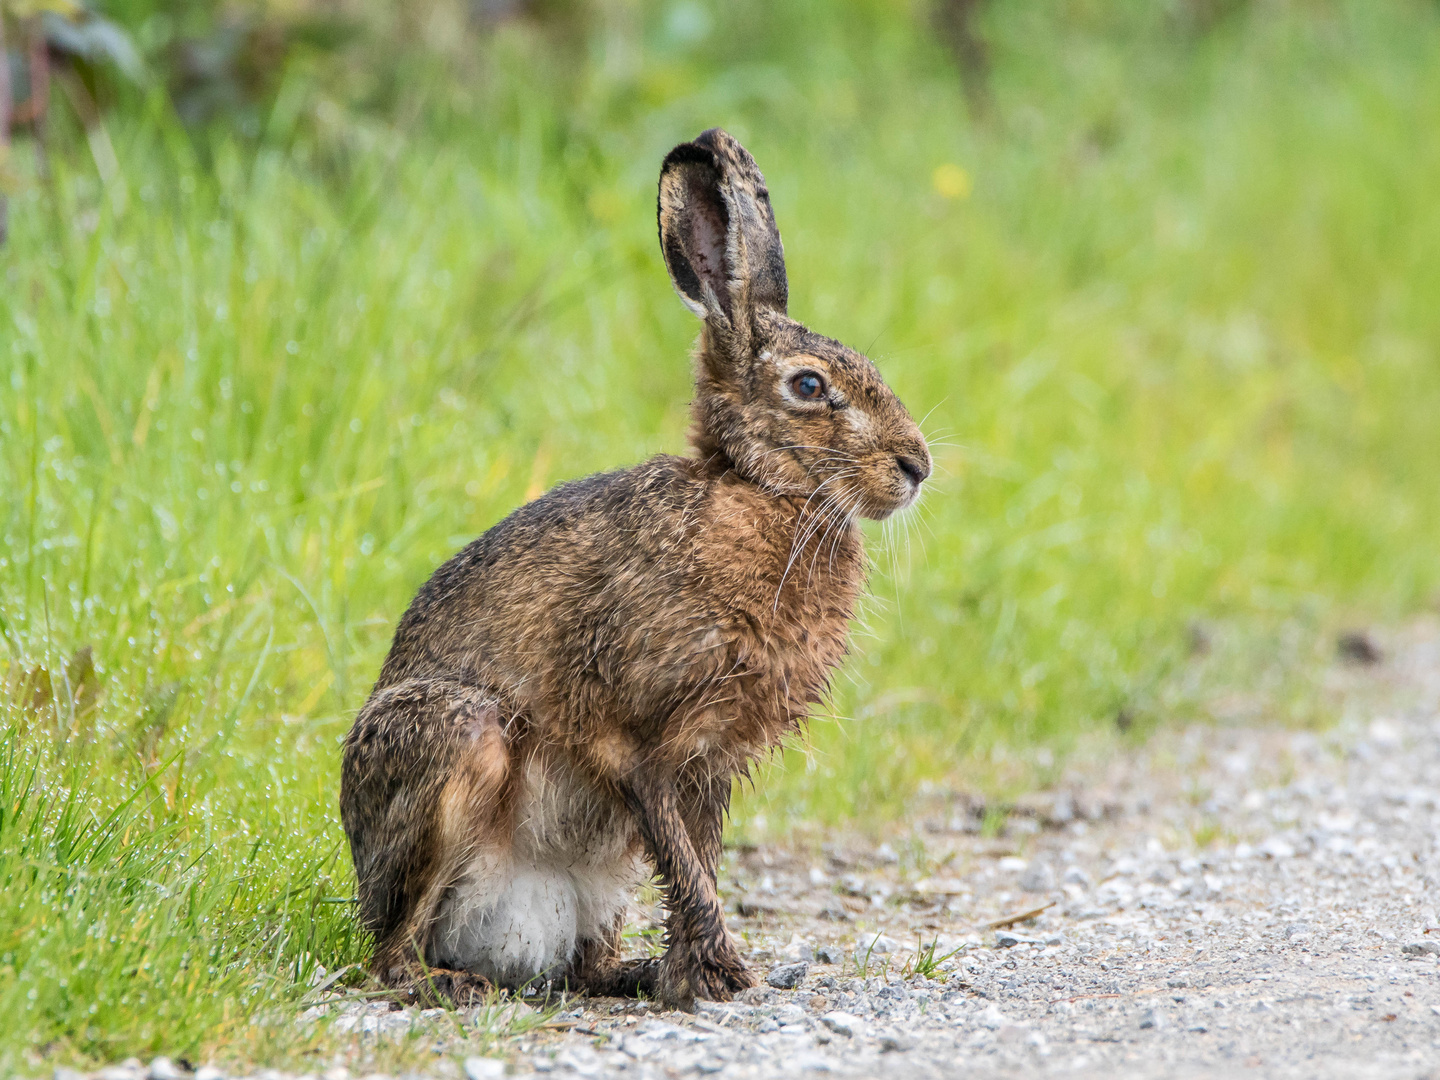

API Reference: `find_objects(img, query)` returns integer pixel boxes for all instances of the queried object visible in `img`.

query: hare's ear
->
[657,128,788,331]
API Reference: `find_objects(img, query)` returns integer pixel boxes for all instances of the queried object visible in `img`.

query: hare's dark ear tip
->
[692,127,732,151]
[661,138,717,175]
[661,129,750,177]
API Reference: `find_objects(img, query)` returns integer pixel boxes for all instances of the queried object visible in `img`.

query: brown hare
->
[340,128,930,1010]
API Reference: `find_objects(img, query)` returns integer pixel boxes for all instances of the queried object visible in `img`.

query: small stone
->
[1402,941,1440,957]
[149,1059,183,1080]
[977,1004,1011,1030]
[820,1011,859,1037]
[1259,836,1295,860]
[1050,793,1076,824]
[1175,876,1211,900]
[819,899,852,921]
[857,933,899,956]
[552,1048,603,1075]
[463,1058,506,1080]
[377,1011,414,1034]
[997,1024,1029,1044]
[1337,630,1382,665]
[782,934,815,962]
[766,961,809,989]
[1139,1008,1167,1030]
[792,1052,835,1073]
[1019,859,1055,893]
[1062,866,1092,888]
[1367,717,1401,748]
[814,944,846,965]
[775,1004,807,1024]
[620,1035,660,1059]
[54,1069,87,1080]
[878,1032,915,1052]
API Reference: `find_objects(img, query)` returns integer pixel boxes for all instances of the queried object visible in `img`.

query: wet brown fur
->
[340,129,930,1009]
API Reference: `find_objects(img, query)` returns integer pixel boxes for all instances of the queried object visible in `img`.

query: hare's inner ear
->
[693,127,787,319]
[658,148,733,324]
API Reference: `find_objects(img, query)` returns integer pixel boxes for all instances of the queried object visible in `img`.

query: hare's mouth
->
[843,452,929,520]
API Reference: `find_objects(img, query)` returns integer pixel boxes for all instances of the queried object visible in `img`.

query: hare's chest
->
[664,581,858,765]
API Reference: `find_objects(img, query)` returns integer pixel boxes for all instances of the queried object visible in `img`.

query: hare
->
[340,128,931,1010]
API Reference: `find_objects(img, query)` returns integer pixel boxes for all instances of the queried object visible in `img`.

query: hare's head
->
[658,129,931,521]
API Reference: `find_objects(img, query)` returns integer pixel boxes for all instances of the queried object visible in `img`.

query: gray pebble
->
[1020,859,1055,892]
[820,1011,860,1037]
[766,960,809,989]
[878,1032,916,1052]
[463,1058,506,1080]
[1402,940,1440,956]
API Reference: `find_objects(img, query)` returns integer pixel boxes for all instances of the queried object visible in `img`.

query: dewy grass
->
[901,936,966,982]
[3,0,1440,1068]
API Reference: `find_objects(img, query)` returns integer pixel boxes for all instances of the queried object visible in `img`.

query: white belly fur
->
[430,756,643,988]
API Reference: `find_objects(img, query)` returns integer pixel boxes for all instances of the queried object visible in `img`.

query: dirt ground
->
[484,619,1440,1078]
[80,622,1440,1080]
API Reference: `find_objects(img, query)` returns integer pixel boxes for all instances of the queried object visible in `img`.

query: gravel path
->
[75,623,1440,1080]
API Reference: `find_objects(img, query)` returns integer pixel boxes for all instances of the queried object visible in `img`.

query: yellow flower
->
[932,163,972,200]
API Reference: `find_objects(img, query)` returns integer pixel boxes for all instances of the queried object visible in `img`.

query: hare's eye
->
[791,372,826,401]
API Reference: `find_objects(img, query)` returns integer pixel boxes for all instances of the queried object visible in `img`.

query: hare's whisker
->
[915,398,949,432]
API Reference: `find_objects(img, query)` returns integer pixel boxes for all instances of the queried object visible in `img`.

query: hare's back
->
[374,456,705,689]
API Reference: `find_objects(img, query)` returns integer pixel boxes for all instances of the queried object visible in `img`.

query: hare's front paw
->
[656,945,756,1009]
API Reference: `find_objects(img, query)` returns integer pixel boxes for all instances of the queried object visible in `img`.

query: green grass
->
[3,0,1440,1067]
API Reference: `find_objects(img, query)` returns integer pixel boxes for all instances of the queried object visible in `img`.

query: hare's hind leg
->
[565,912,661,998]
[340,678,515,1006]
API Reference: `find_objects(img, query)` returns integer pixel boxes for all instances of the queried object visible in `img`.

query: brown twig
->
[983,901,1055,930]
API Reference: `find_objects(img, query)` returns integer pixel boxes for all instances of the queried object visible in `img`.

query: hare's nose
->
[896,454,930,487]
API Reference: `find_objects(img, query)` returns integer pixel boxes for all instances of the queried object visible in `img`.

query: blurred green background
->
[2,0,1438,1066]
